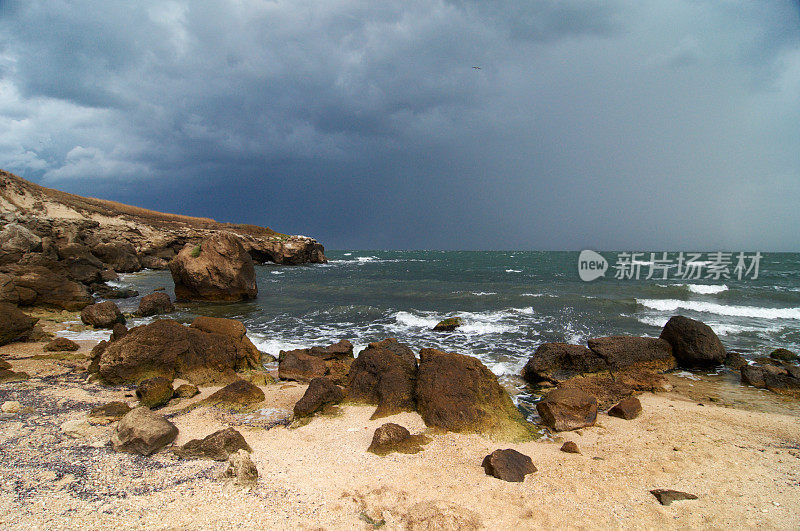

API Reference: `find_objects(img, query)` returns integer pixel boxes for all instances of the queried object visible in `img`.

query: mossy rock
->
[433,317,463,332]
[770,348,798,362]
[190,245,202,258]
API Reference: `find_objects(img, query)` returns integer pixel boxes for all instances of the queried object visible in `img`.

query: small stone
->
[61,419,92,438]
[136,376,174,408]
[44,337,80,352]
[293,377,344,418]
[650,489,698,505]
[220,449,258,487]
[560,441,580,454]
[608,397,642,420]
[1,401,21,414]
[88,401,132,424]
[173,383,200,399]
[367,423,429,456]
[481,449,537,482]
[174,427,252,461]
[111,407,178,455]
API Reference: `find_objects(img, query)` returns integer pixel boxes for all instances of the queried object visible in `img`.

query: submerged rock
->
[293,377,344,418]
[169,232,257,302]
[80,301,125,329]
[741,362,800,398]
[660,315,726,367]
[368,423,429,456]
[481,449,536,482]
[174,427,252,461]
[770,348,798,362]
[348,338,418,419]
[416,348,530,439]
[536,388,597,432]
[111,407,178,455]
[433,317,462,332]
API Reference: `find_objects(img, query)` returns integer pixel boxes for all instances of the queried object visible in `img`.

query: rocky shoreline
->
[1,170,326,311]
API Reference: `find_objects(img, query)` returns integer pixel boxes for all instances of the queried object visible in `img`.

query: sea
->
[61,250,800,411]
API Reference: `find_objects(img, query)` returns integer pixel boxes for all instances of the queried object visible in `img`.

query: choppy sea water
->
[63,251,800,406]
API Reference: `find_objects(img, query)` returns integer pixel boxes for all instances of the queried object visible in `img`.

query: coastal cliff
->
[0,169,326,309]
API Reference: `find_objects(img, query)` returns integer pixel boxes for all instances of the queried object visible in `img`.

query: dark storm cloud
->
[0,1,798,250]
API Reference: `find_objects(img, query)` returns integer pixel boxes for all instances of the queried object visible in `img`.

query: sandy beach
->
[1,316,799,530]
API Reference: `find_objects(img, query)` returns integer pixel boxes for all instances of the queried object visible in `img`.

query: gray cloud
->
[0,0,798,250]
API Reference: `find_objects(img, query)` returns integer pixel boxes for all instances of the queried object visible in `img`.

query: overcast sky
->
[1,1,798,250]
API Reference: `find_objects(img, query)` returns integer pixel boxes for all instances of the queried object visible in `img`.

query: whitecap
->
[521,293,544,297]
[636,299,800,320]
[505,269,522,273]
[470,292,497,296]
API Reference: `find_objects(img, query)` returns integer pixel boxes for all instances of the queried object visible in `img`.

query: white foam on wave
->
[357,256,378,263]
[394,311,441,329]
[680,283,728,294]
[521,293,544,297]
[248,335,311,357]
[471,291,497,296]
[56,326,112,342]
[343,253,352,256]
[634,315,782,336]
[392,307,536,335]
[637,299,800,320]
[505,269,522,273]
[271,271,284,275]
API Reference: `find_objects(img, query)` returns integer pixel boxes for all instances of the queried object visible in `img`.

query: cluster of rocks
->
[286,337,531,440]
[0,169,326,310]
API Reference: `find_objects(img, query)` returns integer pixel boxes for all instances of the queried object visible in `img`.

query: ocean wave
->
[521,293,544,297]
[634,315,783,336]
[505,269,522,273]
[271,271,284,275]
[392,308,535,335]
[470,291,497,296]
[636,299,800,320]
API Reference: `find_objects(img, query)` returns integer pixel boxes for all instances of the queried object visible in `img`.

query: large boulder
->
[137,292,174,317]
[556,368,671,409]
[168,233,257,302]
[522,343,607,384]
[278,339,354,385]
[44,337,80,352]
[481,449,536,482]
[416,348,530,439]
[536,388,597,432]
[91,241,142,273]
[56,243,104,284]
[293,377,344,418]
[189,315,261,370]
[741,362,800,398]
[659,315,726,367]
[110,407,178,455]
[97,319,252,385]
[0,223,42,255]
[81,301,126,329]
[587,336,675,372]
[0,302,38,346]
[0,273,21,304]
[174,427,252,461]
[348,338,418,418]
[3,265,91,310]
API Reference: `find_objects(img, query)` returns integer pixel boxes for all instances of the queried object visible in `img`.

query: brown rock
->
[279,339,354,385]
[205,379,265,410]
[137,292,174,317]
[741,362,800,398]
[433,317,462,332]
[536,388,597,432]
[91,241,142,273]
[88,401,132,424]
[168,233,257,302]
[367,423,429,456]
[0,223,42,254]
[98,319,248,385]
[608,396,642,420]
[0,302,38,346]
[189,315,261,371]
[110,407,178,455]
[174,427,252,461]
[348,339,418,419]
[521,343,607,384]
[43,337,80,352]
[293,377,344,418]
[587,336,675,372]
[557,368,669,410]
[136,376,174,408]
[0,368,30,382]
[81,301,125,329]
[173,383,200,398]
[416,348,530,439]
[56,243,104,284]
[650,489,698,505]
[660,315,726,367]
[560,441,580,454]
[481,449,536,482]
[6,266,93,310]
[724,352,748,370]
[770,348,798,362]
[110,323,128,342]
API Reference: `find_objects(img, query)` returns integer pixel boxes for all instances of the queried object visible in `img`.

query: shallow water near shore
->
[69,251,800,413]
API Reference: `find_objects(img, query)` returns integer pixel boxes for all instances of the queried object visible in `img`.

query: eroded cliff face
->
[0,170,326,308]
